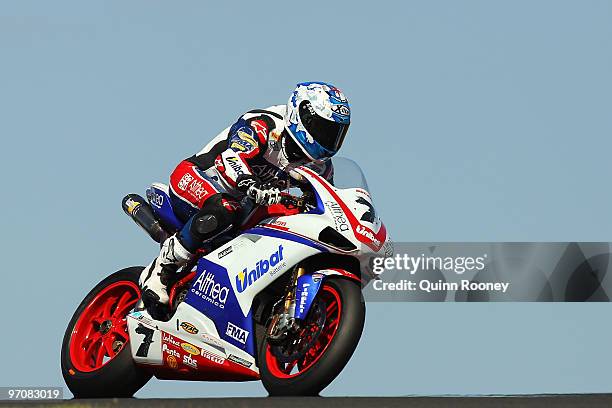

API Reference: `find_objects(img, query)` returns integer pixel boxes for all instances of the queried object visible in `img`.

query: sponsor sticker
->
[191,270,230,309]
[183,354,197,369]
[250,120,268,140]
[225,156,245,176]
[231,141,247,152]
[162,332,181,347]
[177,173,194,191]
[149,191,164,207]
[201,349,225,365]
[226,322,249,345]
[298,282,311,314]
[227,354,253,368]
[125,198,141,215]
[201,333,225,349]
[355,188,370,198]
[188,179,208,200]
[162,343,180,358]
[129,311,156,328]
[167,355,178,369]
[180,322,199,335]
[356,224,381,247]
[331,104,350,116]
[237,129,257,146]
[235,245,285,293]
[181,342,200,355]
[326,201,349,232]
[218,246,233,259]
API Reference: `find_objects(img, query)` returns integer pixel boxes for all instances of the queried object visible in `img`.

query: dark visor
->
[299,101,349,153]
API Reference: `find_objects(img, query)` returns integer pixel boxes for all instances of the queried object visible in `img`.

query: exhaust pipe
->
[122,194,169,243]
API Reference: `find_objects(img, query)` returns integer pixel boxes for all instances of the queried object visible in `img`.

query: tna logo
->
[236,245,284,293]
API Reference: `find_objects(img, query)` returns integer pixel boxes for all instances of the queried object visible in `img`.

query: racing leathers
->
[139,105,333,306]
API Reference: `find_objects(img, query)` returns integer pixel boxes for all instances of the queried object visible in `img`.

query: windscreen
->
[329,157,369,191]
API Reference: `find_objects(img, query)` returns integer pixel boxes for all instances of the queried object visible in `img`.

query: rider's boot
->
[139,233,194,307]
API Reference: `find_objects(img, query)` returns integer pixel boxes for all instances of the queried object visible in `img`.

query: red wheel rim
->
[69,281,140,372]
[265,284,342,378]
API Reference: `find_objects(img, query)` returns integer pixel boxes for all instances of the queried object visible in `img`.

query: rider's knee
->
[190,194,240,241]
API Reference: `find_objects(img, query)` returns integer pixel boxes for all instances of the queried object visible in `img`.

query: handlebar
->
[279,193,306,209]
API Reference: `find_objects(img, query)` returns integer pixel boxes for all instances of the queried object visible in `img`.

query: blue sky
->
[1,0,611,398]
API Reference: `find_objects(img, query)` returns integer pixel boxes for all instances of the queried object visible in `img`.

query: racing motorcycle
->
[61,158,391,397]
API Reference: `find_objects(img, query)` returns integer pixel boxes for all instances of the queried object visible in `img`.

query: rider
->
[139,82,351,307]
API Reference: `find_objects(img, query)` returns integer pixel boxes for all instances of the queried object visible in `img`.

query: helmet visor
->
[299,101,349,153]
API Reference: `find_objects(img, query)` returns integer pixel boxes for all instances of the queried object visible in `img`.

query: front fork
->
[266,264,360,343]
[266,266,304,343]
[266,265,327,343]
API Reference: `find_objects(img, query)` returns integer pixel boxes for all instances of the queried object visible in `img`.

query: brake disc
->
[270,298,326,364]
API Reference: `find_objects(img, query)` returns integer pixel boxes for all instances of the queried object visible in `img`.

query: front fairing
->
[255,157,392,279]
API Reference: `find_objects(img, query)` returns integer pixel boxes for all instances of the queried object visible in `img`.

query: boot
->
[139,234,194,305]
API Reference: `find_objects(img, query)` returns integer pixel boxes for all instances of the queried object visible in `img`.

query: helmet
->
[284,82,350,162]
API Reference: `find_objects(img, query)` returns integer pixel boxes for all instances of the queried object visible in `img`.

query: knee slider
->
[189,194,239,240]
[193,214,219,235]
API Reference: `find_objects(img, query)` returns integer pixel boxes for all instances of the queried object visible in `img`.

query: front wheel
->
[61,267,152,398]
[259,277,365,396]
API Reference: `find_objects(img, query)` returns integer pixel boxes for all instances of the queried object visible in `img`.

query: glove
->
[236,175,282,206]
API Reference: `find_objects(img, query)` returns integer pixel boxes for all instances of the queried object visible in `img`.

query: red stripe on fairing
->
[262,223,290,231]
[300,167,387,252]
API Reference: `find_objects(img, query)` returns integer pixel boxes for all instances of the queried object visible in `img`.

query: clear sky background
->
[1,0,612,398]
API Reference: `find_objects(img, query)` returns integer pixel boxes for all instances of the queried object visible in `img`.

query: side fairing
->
[336,187,385,251]
[184,233,321,357]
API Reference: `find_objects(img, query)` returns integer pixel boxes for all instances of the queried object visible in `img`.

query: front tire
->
[259,277,365,396]
[61,267,152,398]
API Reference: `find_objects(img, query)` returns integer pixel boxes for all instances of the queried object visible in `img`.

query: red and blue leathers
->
[168,105,332,250]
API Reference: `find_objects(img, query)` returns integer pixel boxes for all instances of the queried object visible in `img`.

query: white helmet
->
[283,82,351,162]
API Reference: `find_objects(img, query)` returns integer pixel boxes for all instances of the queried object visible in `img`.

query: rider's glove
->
[236,175,282,206]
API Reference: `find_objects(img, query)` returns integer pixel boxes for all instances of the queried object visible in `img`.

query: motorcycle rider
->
[139,82,351,308]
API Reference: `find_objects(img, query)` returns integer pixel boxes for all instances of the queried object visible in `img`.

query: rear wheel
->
[61,267,152,398]
[259,277,365,396]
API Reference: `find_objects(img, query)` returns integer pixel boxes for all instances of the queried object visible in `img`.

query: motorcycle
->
[60,158,391,397]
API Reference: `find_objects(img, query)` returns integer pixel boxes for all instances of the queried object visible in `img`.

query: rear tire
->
[61,267,152,398]
[259,277,365,396]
